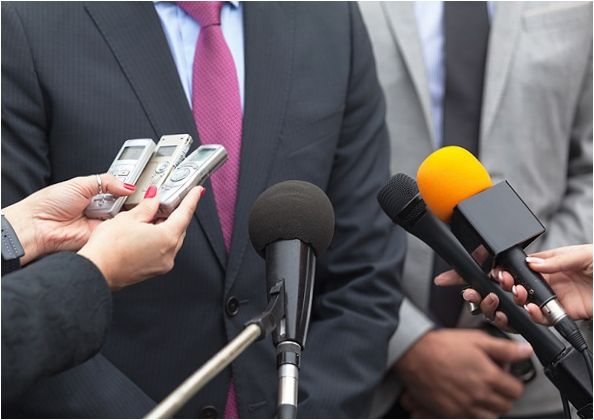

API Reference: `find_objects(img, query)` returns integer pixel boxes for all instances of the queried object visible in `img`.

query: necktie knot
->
[177,1,223,28]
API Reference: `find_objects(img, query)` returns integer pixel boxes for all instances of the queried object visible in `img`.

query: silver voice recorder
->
[158,144,227,217]
[85,138,156,219]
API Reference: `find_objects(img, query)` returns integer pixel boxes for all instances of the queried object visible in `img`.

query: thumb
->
[74,173,135,199]
[477,336,533,363]
[527,252,587,274]
[125,195,160,222]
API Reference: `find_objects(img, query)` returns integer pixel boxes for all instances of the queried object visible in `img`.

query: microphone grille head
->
[248,180,335,257]
[377,173,418,217]
[417,146,493,222]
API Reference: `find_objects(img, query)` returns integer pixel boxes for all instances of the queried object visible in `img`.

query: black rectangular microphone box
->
[451,181,545,256]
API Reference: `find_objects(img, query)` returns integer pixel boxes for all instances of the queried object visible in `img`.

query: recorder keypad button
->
[156,162,169,174]
[170,168,190,182]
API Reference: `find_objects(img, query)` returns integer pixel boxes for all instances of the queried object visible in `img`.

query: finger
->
[527,246,575,260]
[161,187,203,236]
[478,292,499,320]
[512,285,528,306]
[75,174,135,198]
[434,269,465,286]
[497,270,515,292]
[470,408,498,419]
[526,303,550,325]
[526,251,588,274]
[123,196,160,222]
[493,311,517,333]
[478,336,533,363]
[399,392,417,412]
[475,391,513,417]
[462,288,482,305]
[489,369,525,400]
[411,410,435,419]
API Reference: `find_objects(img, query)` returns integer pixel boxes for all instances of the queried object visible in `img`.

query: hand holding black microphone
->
[437,244,593,327]
[415,146,589,354]
[377,165,592,416]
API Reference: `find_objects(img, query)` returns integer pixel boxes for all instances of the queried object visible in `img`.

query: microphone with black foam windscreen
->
[249,180,335,419]
[145,181,334,420]
[377,174,592,416]
[416,146,588,354]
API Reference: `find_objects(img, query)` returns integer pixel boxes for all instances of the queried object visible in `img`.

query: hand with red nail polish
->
[78,186,204,290]
[2,174,135,265]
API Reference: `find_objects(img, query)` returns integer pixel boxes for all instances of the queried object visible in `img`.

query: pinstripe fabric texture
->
[2,2,407,418]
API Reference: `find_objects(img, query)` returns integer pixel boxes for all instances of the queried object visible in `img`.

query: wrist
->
[78,245,118,291]
[394,329,438,374]
[3,204,42,265]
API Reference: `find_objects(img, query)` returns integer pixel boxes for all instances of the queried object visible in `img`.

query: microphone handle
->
[497,247,556,308]
[498,247,588,352]
[411,212,566,366]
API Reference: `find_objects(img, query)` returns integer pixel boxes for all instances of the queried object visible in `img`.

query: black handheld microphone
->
[416,146,588,353]
[378,173,593,414]
[249,180,335,419]
[377,173,565,365]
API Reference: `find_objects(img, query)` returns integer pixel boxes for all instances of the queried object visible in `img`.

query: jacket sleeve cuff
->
[386,298,435,367]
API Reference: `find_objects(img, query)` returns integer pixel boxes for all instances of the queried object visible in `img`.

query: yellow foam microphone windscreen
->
[416,146,493,222]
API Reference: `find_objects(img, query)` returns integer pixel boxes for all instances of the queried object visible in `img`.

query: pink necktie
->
[177,1,242,253]
[176,2,241,418]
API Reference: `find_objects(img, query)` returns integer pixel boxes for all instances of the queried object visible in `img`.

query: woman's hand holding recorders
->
[435,245,593,330]
[78,187,204,290]
[2,174,135,265]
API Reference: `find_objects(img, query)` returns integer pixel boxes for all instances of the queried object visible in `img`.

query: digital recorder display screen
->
[118,146,145,160]
[190,148,215,164]
[156,146,177,157]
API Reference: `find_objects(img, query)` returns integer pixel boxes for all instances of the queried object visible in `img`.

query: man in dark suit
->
[2,2,405,418]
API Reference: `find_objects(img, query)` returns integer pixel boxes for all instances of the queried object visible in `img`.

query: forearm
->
[1,252,112,402]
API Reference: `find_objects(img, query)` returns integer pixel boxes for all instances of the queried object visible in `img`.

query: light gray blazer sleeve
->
[369,299,435,418]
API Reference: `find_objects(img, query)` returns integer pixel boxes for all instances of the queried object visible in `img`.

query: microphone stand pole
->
[276,341,301,419]
[145,282,286,419]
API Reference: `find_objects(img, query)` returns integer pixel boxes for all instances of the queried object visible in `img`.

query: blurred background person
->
[2,174,204,402]
[361,1,593,418]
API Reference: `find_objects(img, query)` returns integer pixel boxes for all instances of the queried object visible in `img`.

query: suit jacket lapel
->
[382,2,435,146]
[224,2,295,294]
[85,2,227,269]
[480,2,524,145]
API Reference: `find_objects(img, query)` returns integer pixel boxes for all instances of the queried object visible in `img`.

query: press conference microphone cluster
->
[377,157,592,416]
[145,180,334,419]
[377,173,567,367]
[416,146,588,354]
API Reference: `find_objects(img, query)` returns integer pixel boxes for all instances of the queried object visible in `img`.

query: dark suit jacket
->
[1,2,405,418]
[2,253,111,402]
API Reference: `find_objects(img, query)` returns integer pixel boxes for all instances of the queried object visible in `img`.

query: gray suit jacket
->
[2,2,405,418]
[361,1,593,417]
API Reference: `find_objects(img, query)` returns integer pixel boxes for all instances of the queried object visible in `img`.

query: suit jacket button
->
[226,296,240,317]
[199,405,218,418]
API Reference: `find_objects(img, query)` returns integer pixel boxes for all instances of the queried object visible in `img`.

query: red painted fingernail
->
[124,183,136,191]
[144,185,157,199]
[200,188,206,198]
